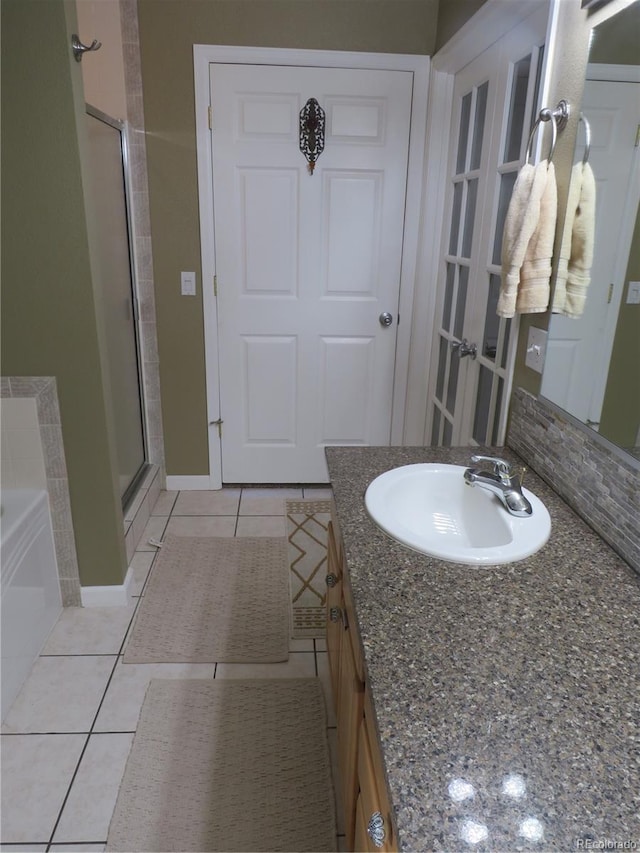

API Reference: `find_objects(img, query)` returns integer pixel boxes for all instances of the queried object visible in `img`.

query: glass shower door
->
[85,106,147,504]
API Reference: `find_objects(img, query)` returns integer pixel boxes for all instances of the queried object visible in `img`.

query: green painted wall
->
[137,0,439,476]
[600,209,640,447]
[434,0,487,51]
[1,0,127,586]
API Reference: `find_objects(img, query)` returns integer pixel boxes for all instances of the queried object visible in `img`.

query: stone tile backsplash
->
[507,387,640,573]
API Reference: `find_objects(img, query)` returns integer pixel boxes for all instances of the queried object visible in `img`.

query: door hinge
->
[635,124,640,147]
[213,275,217,297]
[210,417,223,437]
[208,105,212,130]
[607,282,614,304]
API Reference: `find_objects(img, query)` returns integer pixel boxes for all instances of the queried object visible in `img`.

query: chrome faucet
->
[463,455,532,517]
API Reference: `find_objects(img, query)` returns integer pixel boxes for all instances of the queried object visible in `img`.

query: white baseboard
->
[165,475,214,490]
[81,565,134,607]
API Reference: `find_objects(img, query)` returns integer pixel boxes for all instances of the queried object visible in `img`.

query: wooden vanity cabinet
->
[354,692,396,852]
[326,520,397,852]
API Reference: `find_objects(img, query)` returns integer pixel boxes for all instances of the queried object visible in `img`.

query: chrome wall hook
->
[72,34,102,63]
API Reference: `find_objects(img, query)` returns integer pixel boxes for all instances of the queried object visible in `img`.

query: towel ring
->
[525,109,557,163]
[579,112,591,165]
[525,100,570,165]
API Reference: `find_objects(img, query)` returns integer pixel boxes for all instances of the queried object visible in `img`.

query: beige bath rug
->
[106,678,337,852]
[286,499,333,638]
[123,535,289,663]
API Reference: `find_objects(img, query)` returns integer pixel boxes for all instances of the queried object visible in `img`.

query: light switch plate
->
[626,281,640,305]
[181,271,196,296]
[525,326,547,373]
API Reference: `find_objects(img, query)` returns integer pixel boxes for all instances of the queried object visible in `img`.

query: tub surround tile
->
[35,381,62,426]
[2,656,116,734]
[1,378,81,605]
[58,577,83,608]
[326,445,640,851]
[39,427,67,480]
[47,478,75,533]
[42,606,136,656]
[0,734,86,843]
[5,378,51,398]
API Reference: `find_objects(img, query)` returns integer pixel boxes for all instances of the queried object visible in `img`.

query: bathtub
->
[1,489,62,721]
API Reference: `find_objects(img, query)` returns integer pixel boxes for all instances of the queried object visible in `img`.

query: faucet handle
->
[470,455,513,482]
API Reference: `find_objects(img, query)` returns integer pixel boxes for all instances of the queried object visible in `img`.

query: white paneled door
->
[426,6,548,447]
[209,64,413,482]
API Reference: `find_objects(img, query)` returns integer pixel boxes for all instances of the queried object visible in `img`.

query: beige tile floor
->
[0,486,342,852]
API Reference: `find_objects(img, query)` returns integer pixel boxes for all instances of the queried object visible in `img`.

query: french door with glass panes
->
[427,8,547,447]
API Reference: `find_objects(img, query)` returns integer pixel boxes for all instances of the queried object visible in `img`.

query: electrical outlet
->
[181,271,196,296]
[626,281,640,305]
[525,326,547,373]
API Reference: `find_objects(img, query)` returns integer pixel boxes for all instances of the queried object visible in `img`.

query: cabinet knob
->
[326,573,338,588]
[329,606,342,623]
[367,811,386,848]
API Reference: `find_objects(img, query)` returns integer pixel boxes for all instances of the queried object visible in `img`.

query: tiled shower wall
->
[120,0,165,477]
[0,378,82,605]
[507,387,640,573]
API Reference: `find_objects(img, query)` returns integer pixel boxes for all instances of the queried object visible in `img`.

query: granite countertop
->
[326,446,640,852]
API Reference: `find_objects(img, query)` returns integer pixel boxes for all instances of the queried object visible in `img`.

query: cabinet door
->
[326,521,343,709]
[354,791,370,852]
[357,713,396,852]
[338,620,365,850]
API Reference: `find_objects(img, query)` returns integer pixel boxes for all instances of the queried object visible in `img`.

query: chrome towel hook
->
[71,34,102,63]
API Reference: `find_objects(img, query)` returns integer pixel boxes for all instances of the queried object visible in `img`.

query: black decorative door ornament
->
[299,98,325,175]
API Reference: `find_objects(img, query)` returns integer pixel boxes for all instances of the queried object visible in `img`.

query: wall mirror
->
[540,0,640,461]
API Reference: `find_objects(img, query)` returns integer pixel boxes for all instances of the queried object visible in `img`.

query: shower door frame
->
[86,104,150,507]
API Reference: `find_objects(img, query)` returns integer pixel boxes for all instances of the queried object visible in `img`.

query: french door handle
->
[451,338,477,359]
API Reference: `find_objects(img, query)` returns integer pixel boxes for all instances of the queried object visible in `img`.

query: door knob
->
[379,312,393,327]
[451,338,477,359]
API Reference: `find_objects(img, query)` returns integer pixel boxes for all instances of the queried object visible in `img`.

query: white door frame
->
[403,0,555,444]
[194,45,429,488]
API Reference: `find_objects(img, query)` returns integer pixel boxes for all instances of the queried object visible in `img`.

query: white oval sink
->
[364,464,551,565]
